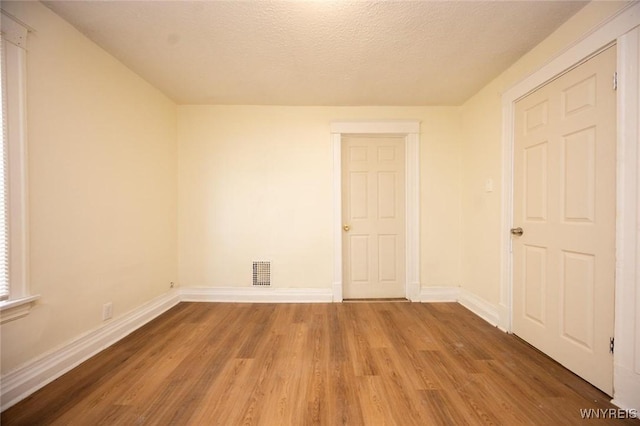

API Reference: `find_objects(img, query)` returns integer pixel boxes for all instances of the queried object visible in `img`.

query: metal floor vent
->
[252,261,271,286]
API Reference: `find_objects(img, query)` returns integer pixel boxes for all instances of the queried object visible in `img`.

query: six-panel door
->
[513,46,616,395]
[342,135,406,299]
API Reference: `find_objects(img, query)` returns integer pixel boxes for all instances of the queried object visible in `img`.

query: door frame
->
[500,3,640,407]
[331,121,420,302]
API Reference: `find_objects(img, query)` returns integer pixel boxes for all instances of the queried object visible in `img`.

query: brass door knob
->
[510,227,524,236]
[343,225,351,232]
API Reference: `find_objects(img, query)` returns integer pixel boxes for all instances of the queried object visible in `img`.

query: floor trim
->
[420,286,502,329]
[457,288,502,329]
[0,290,180,411]
[179,286,334,303]
[419,286,459,302]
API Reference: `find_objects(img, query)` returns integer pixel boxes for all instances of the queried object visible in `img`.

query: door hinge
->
[610,337,615,354]
[613,72,618,91]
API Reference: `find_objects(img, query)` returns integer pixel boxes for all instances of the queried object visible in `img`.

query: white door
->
[342,135,405,299]
[512,46,616,395]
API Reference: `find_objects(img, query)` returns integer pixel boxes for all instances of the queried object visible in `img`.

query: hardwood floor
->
[2,302,638,425]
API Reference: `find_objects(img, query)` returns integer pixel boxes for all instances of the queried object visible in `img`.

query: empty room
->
[1,0,639,424]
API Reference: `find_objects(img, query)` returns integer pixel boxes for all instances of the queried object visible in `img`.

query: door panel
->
[349,236,370,282]
[524,245,547,326]
[513,46,616,395]
[561,251,595,349]
[377,172,397,219]
[524,142,548,221]
[378,234,397,282]
[350,172,368,219]
[342,136,405,299]
[563,128,596,222]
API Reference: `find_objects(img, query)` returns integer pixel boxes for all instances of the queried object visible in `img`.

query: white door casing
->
[331,121,420,302]
[512,46,616,395]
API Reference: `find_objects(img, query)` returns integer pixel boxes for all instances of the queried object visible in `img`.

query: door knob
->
[343,224,351,232]
[510,227,524,236]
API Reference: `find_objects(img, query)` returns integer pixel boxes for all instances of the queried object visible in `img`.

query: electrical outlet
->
[170,282,175,288]
[484,178,494,193]
[102,302,113,321]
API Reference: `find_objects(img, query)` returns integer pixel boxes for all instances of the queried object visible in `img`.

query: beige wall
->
[0,2,177,373]
[2,0,629,386]
[178,106,461,290]
[459,1,630,305]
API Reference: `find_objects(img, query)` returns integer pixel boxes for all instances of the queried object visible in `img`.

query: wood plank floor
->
[2,302,638,425]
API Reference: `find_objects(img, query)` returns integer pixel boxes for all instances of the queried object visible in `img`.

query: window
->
[1,31,8,302]
[0,10,37,323]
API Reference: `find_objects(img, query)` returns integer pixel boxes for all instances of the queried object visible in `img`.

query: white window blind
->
[0,11,35,321]
[0,10,29,307]
[0,33,9,302]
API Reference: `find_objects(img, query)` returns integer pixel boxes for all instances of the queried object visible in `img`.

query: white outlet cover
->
[103,303,113,320]
[484,179,494,193]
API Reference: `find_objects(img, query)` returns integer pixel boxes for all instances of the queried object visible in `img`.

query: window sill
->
[0,295,40,324]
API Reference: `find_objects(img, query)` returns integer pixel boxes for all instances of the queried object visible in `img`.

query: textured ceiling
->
[43,1,588,106]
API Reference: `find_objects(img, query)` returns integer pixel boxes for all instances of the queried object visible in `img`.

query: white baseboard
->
[419,286,459,302]
[332,282,343,303]
[419,286,502,329]
[457,288,501,328]
[612,364,640,411]
[179,286,334,303]
[0,290,180,411]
